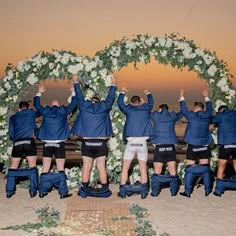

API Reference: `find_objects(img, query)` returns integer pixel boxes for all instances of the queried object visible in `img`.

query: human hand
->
[38,85,46,93]
[202,89,209,97]
[180,89,184,97]
[121,86,129,93]
[72,75,79,82]
[111,76,117,85]
[144,88,149,94]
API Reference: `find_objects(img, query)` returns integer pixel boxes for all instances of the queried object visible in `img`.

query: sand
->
[0,174,235,236]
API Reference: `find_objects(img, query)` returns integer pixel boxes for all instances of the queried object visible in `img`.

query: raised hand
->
[202,89,209,97]
[144,88,149,94]
[111,76,117,85]
[180,89,184,97]
[72,75,79,82]
[38,85,46,93]
[121,86,129,93]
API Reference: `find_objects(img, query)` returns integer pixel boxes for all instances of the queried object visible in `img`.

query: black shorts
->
[186,144,210,160]
[12,138,37,158]
[81,139,108,158]
[153,144,176,163]
[219,145,236,160]
[43,142,65,159]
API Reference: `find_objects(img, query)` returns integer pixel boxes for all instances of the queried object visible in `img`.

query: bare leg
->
[138,160,147,184]
[42,157,52,173]
[26,156,37,168]
[55,158,65,171]
[167,161,177,176]
[153,162,163,175]
[217,159,227,179]
[199,159,209,165]
[82,156,93,183]
[120,160,132,185]
[96,156,107,184]
[10,158,21,169]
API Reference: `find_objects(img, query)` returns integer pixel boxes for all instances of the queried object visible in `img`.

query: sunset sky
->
[0,0,235,106]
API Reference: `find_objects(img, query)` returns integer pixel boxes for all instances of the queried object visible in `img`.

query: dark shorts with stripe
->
[12,138,37,158]
[186,144,210,160]
[81,139,108,158]
[153,144,176,163]
[43,142,65,159]
[219,144,236,160]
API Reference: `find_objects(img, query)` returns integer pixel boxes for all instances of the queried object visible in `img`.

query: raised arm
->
[33,85,46,114]
[144,88,154,111]
[117,86,129,113]
[105,76,117,109]
[72,75,85,107]
[179,89,190,120]
[176,111,184,121]
[203,89,213,116]
[65,86,77,114]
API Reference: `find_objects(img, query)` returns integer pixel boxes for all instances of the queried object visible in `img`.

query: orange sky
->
[0,0,235,93]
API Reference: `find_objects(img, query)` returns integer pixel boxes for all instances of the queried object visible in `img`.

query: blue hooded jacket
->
[9,109,40,141]
[180,100,213,145]
[212,109,236,144]
[118,92,154,139]
[71,83,116,137]
[34,95,77,141]
[151,110,183,144]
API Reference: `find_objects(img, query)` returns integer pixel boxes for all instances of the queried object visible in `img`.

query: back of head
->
[91,96,100,104]
[19,101,29,110]
[218,105,228,112]
[159,104,169,112]
[131,95,141,105]
[194,102,204,112]
[51,100,60,107]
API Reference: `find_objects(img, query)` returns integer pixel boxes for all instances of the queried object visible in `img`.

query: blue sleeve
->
[176,111,184,121]
[205,101,213,116]
[34,96,45,114]
[33,110,41,118]
[212,114,220,124]
[9,117,14,140]
[65,96,77,114]
[146,93,154,111]
[180,100,190,120]
[105,85,117,109]
[74,83,85,107]
[117,93,128,113]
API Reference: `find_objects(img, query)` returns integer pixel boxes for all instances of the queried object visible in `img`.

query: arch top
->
[0,33,235,165]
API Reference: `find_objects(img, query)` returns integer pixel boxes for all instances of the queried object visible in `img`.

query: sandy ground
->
[0,174,235,236]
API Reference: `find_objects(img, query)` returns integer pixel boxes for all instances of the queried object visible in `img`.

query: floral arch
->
[0,34,235,184]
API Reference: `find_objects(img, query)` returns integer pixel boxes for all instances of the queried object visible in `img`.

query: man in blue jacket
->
[212,105,236,196]
[179,89,213,197]
[6,101,40,198]
[117,86,154,198]
[34,84,77,199]
[150,104,183,197]
[71,75,117,198]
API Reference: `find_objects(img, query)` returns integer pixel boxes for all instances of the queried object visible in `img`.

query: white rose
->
[160,50,167,57]
[49,63,54,69]
[0,107,8,115]
[26,73,38,85]
[82,58,89,65]
[91,71,97,78]
[229,89,236,97]
[207,64,217,77]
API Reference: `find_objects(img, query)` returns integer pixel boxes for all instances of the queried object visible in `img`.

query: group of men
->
[6,74,236,199]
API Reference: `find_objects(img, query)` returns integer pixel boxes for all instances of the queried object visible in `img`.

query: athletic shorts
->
[153,144,176,163]
[12,138,37,158]
[219,144,236,160]
[81,139,108,158]
[43,142,65,159]
[123,140,148,161]
[186,144,210,160]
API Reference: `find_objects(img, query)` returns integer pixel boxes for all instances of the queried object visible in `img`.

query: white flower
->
[125,40,136,49]
[91,71,97,78]
[49,63,54,69]
[0,107,8,115]
[110,46,121,57]
[203,54,215,65]
[158,37,166,47]
[215,100,227,112]
[160,50,167,57]
[112,58,118,66]
[85,89,94,100]
[0,129,8,136]
[145,36,156,46]
[217,77,227,88]
[82,58,89,65]
[126,49,132,56]
[207,64,217,77]
[99,68,108,78]
[0,87,6,95]
[61,53,71,64]
[229,89,236,97]
[165,38,173,48]
[26,73,38,85]
[4,82,11,90]
[209,79,215,84]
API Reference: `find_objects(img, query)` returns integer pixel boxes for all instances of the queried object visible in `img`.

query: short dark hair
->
[194,102,204,110]
[159,104,169,111]
[91,96,100,103]
[131,95,141,104]
[218,105,228,112]
[19,101,29,109]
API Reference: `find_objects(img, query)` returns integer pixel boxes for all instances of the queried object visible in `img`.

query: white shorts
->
[123,140,148,161]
